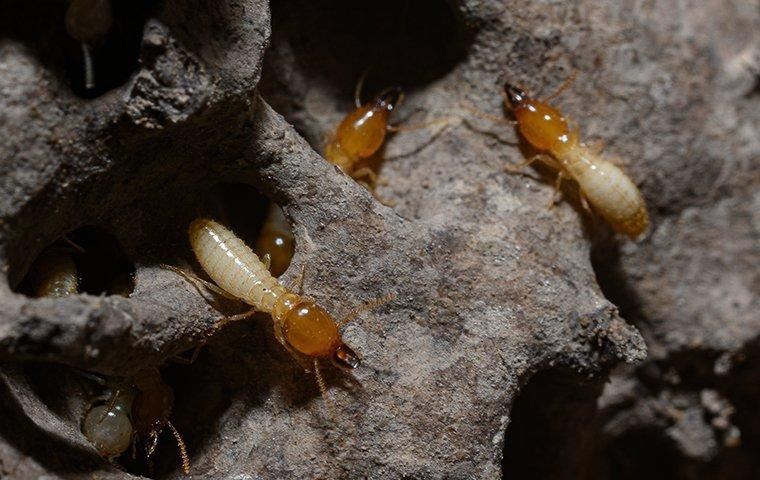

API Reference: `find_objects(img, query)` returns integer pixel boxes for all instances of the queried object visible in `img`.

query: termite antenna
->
[96,388,121,424]
[81,43,95,89]
[167,421,190,475]
[145,431,159,458]
[313,359,337,423]
[354,69,370,107]
[338,292,396,328]
[61,235,86,253]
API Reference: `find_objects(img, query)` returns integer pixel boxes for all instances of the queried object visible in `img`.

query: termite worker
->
[82,380,134,462]
[65,0,113,90]
[324,82,404,189]
[255,204,295,277]
[83,369,190,475]
[164,218,393,399]
[129,367,190,475]
[28,248,79,297]
[500,79,649,239]
[27,244,188,473]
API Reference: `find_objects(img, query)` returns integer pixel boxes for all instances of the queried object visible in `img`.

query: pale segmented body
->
[190,218,289,313]
[557,145,649,238]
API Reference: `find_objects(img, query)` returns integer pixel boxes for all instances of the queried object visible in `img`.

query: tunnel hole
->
[502,368,606,479]
[17,226,135,298]
[260,0,471,141]
[266,0,469,90]
[206,183,295,278]
[602,427,679,480]
[0,0,152,99]
[589,240,646,327]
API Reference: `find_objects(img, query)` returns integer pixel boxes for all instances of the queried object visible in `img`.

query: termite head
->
[503,82,528,108]
[280,299,360,369]
[503,82,576,152]
[335,87,403,158]
[374,86,404,113]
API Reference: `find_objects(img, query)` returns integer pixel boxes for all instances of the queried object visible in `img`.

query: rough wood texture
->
[0,0,757,478]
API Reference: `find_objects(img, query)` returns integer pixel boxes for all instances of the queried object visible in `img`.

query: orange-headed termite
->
[325,75,449,200]
[65,0,113,90]
[496,77,649,238]
[324,81,404,188]
[255,204,295,278]
[163,218,394,402]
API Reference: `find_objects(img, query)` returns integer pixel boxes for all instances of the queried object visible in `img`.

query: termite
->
[82,379,134,463]
[324,75,449,201]
[484,75,649,238]
[163,218,393,402]
[82,369,190,475]
[28,248,79,297]
[27,244,188,473]
[255,204,295,277]
[129,367,190,475]
[65,0,113,90]
[323,77,404,189]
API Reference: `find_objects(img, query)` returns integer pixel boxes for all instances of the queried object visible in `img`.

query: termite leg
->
[586,139,605,155]
[547,171,567,210]
[169,343,206,364]
[166,421,190,475]
[212,308,258,333]
[542,70,578,102]
[352,167,379,184]
[579,191,593,216]
[81,43,95,90]
[287,264,306,294]
[313,359,337,422]
[262,253,271,271]
[160,264,238,301]
[505,154,547,173]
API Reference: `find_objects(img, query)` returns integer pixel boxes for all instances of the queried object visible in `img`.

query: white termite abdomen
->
[189,218,286,312]
[560,146,649,238]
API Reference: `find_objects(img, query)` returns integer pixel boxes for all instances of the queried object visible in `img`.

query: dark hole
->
[604,428,678,480]
[0,0,152,99]
[502,369,605,479]
[18,226,135,297]
[261,0,471,117]
[589,240,645,327]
